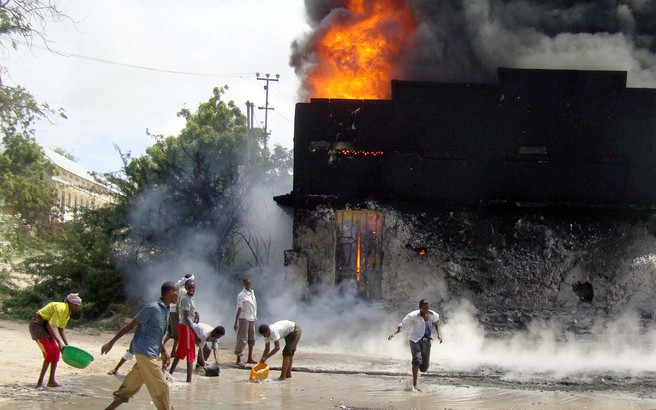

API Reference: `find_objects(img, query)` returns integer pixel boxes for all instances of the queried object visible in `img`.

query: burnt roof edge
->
[273,192,347,209]
[274,192,656,213]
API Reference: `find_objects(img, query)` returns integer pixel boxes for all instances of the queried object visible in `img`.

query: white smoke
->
[121,177,656,381]
[328,299,656,381]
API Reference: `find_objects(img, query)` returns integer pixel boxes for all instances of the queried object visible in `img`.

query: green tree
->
[0,132,56,227]
[51,146,76,161]
[0,2,125,319]
[0,1,67,129]
[0,1,67,44]
[116,87,249,272]
[0,1,67,230]
[4,85,293,318]
[4,205,125,319]
[0,201,29,263]
[263,143,293,183]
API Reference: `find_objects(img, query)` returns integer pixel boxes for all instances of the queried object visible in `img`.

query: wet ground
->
[3,318,656,409]
[2,363,656,410]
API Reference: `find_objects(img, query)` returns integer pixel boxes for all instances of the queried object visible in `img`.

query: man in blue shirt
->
[388,299,442,391]
[102,281,179,410]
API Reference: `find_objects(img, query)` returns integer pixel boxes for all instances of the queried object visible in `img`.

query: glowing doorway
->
[335,210,384,299]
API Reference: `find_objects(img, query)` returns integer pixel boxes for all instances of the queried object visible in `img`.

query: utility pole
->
[256,72,279,151]
[246,101,254,173]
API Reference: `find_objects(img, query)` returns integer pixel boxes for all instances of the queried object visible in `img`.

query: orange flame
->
[356,230,361,280]
[307,0,415,100]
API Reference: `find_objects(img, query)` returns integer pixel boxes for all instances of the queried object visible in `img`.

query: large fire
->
[306,0,415,100]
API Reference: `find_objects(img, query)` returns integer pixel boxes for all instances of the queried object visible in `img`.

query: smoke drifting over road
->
[286,0,656,381]
[292,0,656,99]
[111,1,656,382]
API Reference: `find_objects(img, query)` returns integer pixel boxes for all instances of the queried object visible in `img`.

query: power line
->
[13,39,254,78]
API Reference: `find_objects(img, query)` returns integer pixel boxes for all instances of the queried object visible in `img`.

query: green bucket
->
[61,345,94,369]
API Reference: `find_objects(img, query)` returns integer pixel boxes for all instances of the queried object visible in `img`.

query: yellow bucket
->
[249,362,269,381]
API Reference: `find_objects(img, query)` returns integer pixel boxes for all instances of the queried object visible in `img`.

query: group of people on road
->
[29,276,442,409]
[100,276,300,409]
[107,274,225,383]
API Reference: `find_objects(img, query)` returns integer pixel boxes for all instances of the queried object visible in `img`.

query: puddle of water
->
[1,369,655,409]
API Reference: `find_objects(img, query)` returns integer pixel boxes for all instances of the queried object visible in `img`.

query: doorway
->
[335,210,384,299]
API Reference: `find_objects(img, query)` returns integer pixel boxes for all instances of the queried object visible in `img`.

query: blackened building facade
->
[278,69,656,322]
[290,68,656,207]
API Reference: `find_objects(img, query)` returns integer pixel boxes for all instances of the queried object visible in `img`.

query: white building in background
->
[43,147,117,221]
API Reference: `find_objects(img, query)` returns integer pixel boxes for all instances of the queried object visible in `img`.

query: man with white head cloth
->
[162,273,194,364]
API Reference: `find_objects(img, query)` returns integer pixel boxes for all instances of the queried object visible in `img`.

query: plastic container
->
[61,345,94,369]
[249,362,269,381]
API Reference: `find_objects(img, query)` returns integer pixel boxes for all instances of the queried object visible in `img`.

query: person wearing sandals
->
[234,278,257,367]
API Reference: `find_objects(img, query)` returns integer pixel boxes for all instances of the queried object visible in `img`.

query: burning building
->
[276,68,656,329]
[280,0,656,330]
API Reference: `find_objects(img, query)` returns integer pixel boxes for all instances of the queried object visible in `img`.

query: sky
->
[5,0,308,173]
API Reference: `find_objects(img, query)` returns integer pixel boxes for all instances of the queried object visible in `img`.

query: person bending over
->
[29,293,82,388]
[258,320,301,381]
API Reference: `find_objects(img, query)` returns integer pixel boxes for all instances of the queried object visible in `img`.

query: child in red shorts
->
[29,293,82,388]
[169,280,200,382]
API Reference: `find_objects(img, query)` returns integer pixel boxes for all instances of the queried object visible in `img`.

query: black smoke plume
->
[292,0,656,92]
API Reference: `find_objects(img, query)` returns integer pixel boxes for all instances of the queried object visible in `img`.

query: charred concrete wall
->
[292,207,337,291]
[377,206,448,311]
[282,68,656,333]
[288,201,656,333]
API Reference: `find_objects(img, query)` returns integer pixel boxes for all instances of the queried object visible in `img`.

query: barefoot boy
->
[258,320,301,380]
[102,281,179,410]
[169,279,200,382]
[29,293,82,388]
[388,299,443,391]
[108,340,134,375]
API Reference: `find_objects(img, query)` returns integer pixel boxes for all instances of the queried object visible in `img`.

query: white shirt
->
[236,288,257,321]
[398,310,440,343]
[192,323,219,350]
[265,320,296,342]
